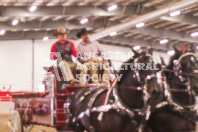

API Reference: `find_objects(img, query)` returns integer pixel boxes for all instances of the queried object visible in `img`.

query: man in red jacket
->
[50,27,87,85]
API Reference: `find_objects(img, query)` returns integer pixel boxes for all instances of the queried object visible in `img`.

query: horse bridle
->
[131,54,162,106]
[160,53,198,112]
[173,53,198,83]
[73,55,160,132]
[133,54,158,85]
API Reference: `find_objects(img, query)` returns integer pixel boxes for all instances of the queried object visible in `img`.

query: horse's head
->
[166,45,198,95]
[176,53,198,94]
[132,49,163,105]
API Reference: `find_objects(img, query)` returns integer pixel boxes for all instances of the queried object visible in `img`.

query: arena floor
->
[1,114,198,132]
[0,114,57,132]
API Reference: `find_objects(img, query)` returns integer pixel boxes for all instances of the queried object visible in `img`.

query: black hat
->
[76,28,90,38]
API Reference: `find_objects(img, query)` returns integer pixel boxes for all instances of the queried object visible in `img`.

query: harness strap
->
[91,88,148,132]
[98,88,113,121]
[163,69,198,78]
[87,89,107,114]
[158,79,198,123]
[79,89,96,103]
[74,89,107,132]
[92,88,136,118]
[102,88,112,105]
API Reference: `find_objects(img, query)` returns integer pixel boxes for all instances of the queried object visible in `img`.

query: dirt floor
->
[0,114,57,132]
[1,114,198,132]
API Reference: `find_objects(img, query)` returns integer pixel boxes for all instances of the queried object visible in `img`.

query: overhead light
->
[0,30,5,35]
[147,75,151,80]
[197,46,198,50]
[191,32,198,37]
[136,23,145,28]
[170,11,181,17]
[133,45,141,50]
[160,39,168,44]
[167,50,175,55]
[12,19,19,25]
[29,5,37,12]
[43,36,49,41]
[80,18,88,24]
[109,31,117,36]
[108,5,118,11]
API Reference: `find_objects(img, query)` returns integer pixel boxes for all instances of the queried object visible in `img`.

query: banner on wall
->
[0,84,13,102]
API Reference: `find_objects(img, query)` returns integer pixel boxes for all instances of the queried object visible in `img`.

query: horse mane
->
[117,51,147,85]
[165,52,182,79]
[167,54,181,70]
[118,59,134,76]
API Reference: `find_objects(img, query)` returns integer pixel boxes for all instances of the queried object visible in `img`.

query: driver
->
[50,27,88,85]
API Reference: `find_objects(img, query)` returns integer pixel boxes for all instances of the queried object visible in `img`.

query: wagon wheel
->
[10,110,24,132]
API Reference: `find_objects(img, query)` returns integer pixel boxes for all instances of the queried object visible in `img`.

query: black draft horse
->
[69,50,163,132]
[145,45,198,132]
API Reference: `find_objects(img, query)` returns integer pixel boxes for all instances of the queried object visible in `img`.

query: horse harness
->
[173,53,198,83]
[70,86,151,132]
[69,53,198,132]
[151,74,198,124]
[154,53,198,124]
[70,54,158,132]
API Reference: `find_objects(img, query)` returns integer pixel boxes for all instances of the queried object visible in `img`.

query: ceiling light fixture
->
[108,5,118,11]
[133,45,141,50]
[29,5,37,12]
[0,30,5,35]
[12,19,19,26]
[136,23,145,28]
[167,50,175,55]
[170,11,181,17]
[191,32,198,37]
[160,39,168,44]
[109,31,117,36]
[80,18,88,24]
[43,36,49,41]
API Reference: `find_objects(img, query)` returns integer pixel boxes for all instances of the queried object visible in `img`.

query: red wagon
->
[10,66,106,132]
